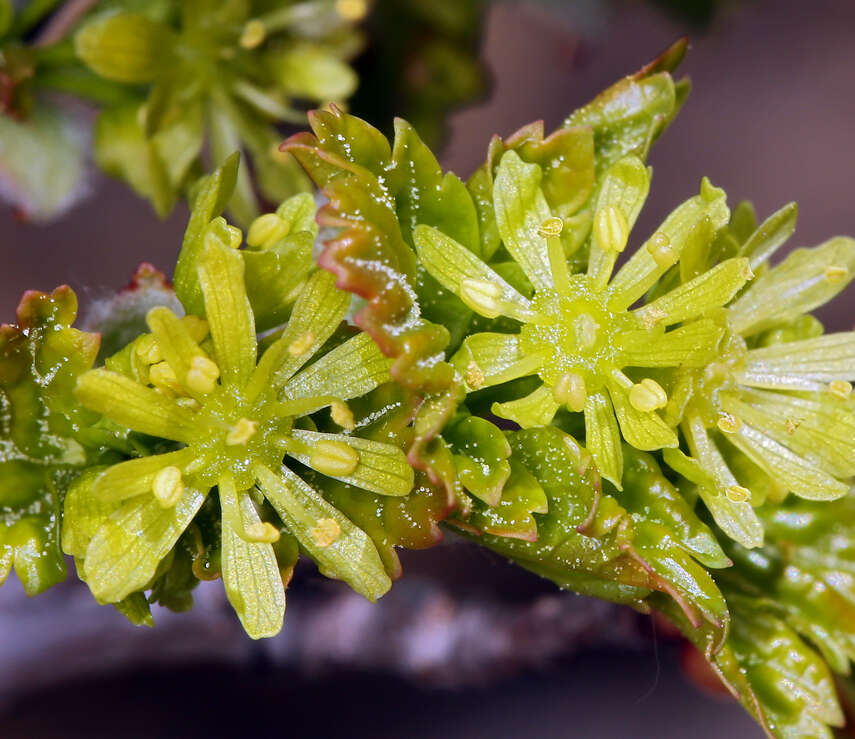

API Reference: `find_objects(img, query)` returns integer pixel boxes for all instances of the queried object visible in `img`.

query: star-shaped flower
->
[415,150,750,487]
[68,230,412,638]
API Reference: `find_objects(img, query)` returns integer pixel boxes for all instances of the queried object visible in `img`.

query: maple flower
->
[664,231,855,548]
[69,234,412,638]
[415,150,749,487]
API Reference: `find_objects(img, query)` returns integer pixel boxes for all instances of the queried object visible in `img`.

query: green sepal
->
[445,415,511,507]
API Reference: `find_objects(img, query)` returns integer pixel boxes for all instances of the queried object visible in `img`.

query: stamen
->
[153,466,184,508]
[185,355,220,394]
[240,19,266,49]
[647,232,677,268]
[552,372,587,412]
[465,361,485,389]
[247,213,288,249]
[149,361,179,392]
[594,206,629,253]
[244,522,281,543]
[312,517,342,547]
[824,265,849,284]
[574,313,599,351]
[330,400,356,430]
[829,380,853,399]
[725,485,751,502]
[628,378,668,412]
[226,418,259,446]
[538,216,564,237]
[716,413,743,434]
[460,278,503,319]
[288,330,315,357]
[310,440,360,476]
[135,334,162,364]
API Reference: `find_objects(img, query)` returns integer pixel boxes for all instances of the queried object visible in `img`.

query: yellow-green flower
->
[415,150,749,487]
[67,232,412,638]
[664,224,855,548]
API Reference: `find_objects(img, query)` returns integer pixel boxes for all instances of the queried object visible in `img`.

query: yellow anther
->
[785,418,800,434]
[226,418,259,446]
[288,330,315,357]
[310,440,360,477]
[153,466,184,508]
[594,205,629,253]
[247,213,289,249]
[639,305,668,330]
[227,225,243,250]
[149,361,179,391]
[465,361,485,390]
[725,485,751,502]
[240,19,266,49]
[573,313,599,351]
[135,334,162,364]
[716,413,743,434]
[336,0,367,21]
[312,517,342,547]
[647,232,676,268]
[181,315,209,343]
[244,522,281,544]
[628,378,668,412]
[185,355,220,394]
[552,372,587,412]
[829,380,853,399]
[330,400,356,430]
[460,278,503,319]
[824,265,849,284]
[538,216,564,237]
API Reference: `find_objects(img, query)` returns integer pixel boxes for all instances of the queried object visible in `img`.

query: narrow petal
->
[607,379,678,451]
[76,369,198,443]
[616,319,723,368]
[248,270,350,401]
[635,258,753,327]
[492,384,559,429]
[723,423,850,501]
[197,239,257,389]
[413,225,534,321]
[584,391,623,487]
[92,448,197,502]
[739,201,798,270]
[282,332,391,407]
[62,469,122,559]
[609,178,730,311]
[83,486,207,603]
[220,476,285,639]
[288,430,414,496]
[728,237,855,336]
[493,150,554,292]
[587,156,650,289]
[736,333,855,390]
[255,464,391,601]
[451,333,547,392]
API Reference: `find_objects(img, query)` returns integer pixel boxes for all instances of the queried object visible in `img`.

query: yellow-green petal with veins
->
[493,150,555,293]
[635,258,753,327]
[220,476,285,639]
[62,468,122,559]
[91,448,197,502]
[254,465,391,602]
[413,224,534,321]
[616,319,723,368]
[249,270,350,400]
[75,369,199,443]
[607,379,678,451]
[728,237,855,336]
[197,239,257,389]
[83,486,206,603]
[609,178,730,310]
[282,332,391,406]
[452,333,547,391]
[739,201,797,270]
[584,391,623,488]
[289,430,414,496]
[492,384,559,430]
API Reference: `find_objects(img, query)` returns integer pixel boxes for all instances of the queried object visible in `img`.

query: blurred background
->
[3,0,855,735]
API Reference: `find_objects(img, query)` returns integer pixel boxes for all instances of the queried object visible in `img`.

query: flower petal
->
[75,369,198,443]
[282,332,391,409]
[636,257,753,327]
[728,237,855,336]
[607,379,678,451]
[451,333,547,392]
[255,464,391,601]
[220,477,285,639]
[616,319,723,368]
[413,224,534,321]
[92,448,197,502]
[493,150,554,292]
[492,384,559,429]
[609,178,730,310]
[739,201,798,270]
[584,391,623,487]
[288,430,414,496]
[83,485,206,603]
[197,239,257,389]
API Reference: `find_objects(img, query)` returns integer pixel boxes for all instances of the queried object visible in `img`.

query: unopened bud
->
[310,440,360,477]
[628,378,668,412]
